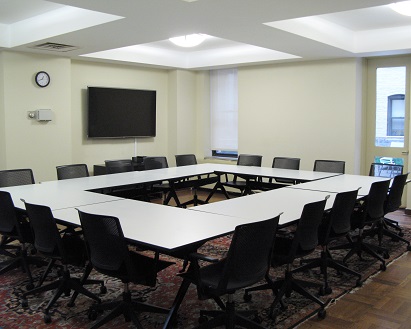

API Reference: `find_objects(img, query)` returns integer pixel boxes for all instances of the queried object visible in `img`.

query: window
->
[387,94,405,136]
[210,68,238,158]
[375,66,406,147]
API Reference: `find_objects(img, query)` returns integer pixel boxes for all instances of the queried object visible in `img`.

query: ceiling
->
[1,0,411,70]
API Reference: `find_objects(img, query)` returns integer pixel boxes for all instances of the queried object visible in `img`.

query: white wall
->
[237,59,363,173]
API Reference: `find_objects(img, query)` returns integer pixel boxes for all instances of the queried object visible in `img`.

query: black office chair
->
[313,160,345,174]
[104,159,134,174]
[0,168,35,187]
[222,154,263,196]
[271,157,301,185]
[77,210,174,329]
[56,164,89,180]
[369,163,407,238]
[170,216,280,329]
[364,173,411,250]
[175,154,197,167]
[299,189,362,295]
[369,162,403,178]
[144,156,181,206]
[244,198,329,320]
[175,154,219,207]
[0,191,45,290]
[332,180,391,271]
[21,201,104,324]
[144,156,169,170]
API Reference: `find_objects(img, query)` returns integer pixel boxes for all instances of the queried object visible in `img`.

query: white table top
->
[52,199,252,252]
[1,165,381,251]
[192,188,336,227]
[0,183,122,210]
[211,164,340,182]
[288,174,390,196]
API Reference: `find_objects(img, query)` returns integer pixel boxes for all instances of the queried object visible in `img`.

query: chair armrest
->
[188,252,219,263]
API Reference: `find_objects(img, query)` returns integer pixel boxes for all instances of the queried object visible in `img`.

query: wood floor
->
[167,188,411,329]
[300,210,411,329]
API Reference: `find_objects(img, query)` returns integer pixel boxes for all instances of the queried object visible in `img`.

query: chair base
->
[88,290,169,329]
[0,246,46,289]
[194,298,264,329]
[22,267,102,323]
[330,232,389,270]
[298,249,362,295]
[245,271,326,320]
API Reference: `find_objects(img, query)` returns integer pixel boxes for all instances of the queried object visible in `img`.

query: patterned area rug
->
[0,229,409,329]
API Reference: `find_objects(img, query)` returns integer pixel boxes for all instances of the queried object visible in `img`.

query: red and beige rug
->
[0,231,409,329]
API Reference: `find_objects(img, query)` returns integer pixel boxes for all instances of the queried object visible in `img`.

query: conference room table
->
[0,163,385,328]
[287,173,390,196]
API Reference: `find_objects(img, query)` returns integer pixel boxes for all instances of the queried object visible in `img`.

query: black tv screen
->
[87,87,156,138]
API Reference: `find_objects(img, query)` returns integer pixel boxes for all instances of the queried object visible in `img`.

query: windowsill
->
[204,156,238,162]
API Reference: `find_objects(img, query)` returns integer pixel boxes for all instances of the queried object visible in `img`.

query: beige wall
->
[0,52,6,169]
[237,58,363,173]
[1,51,72,182]
[70,60,170,170]
[0,50,365,184]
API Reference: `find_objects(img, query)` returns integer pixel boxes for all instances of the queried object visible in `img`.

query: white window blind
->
[210,68,238,151]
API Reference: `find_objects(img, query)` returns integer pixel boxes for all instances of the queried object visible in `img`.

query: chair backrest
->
[369,162,403,178]
[384,172,409,214]
[175,154,197,167]
[56,164,89,180]
[0,169,35,187]
[291,198,328,255]
[144,156,169,170]
[215,215,279,292]
[272,157,300,170]
[0,191,19,234]
[313,160,345,174]
[366,180,391,220]
[328,189,359,235]
[237,154,262,167]
[272,157,301,184]
[22,201,64,258]
[77,210,132,278]
[105,159,134,174]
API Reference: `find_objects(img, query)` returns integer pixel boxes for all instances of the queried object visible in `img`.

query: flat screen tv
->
[87,87,156,138]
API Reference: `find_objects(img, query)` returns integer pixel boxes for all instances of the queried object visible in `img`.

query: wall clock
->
[35,71,50,88]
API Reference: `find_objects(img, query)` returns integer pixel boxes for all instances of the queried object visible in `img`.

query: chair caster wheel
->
[100,285,107,294]
[21,298,28,308]
[253,315,262,324]
[319,286,332,296]
[270,308,279,320]
[44,313,52,324]
[380,263,387,271]
[356,279,362,287]
[318,308,326,319]
[399,232,404,237]
[198,315,208,324]
[407,245,411,251]
[383,252,390,259]
[88,308,98,321]
[243,292,252,302]
[26,283,34,290]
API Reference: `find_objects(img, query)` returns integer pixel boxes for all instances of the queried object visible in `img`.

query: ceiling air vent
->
[30,42,79,52]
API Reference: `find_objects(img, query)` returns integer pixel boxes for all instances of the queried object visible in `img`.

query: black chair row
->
[0,161,409,327]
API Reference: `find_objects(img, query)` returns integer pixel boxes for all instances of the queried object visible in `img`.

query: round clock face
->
[35,71,50,87]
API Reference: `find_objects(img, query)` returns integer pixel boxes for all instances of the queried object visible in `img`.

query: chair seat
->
[98,251,173,285]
